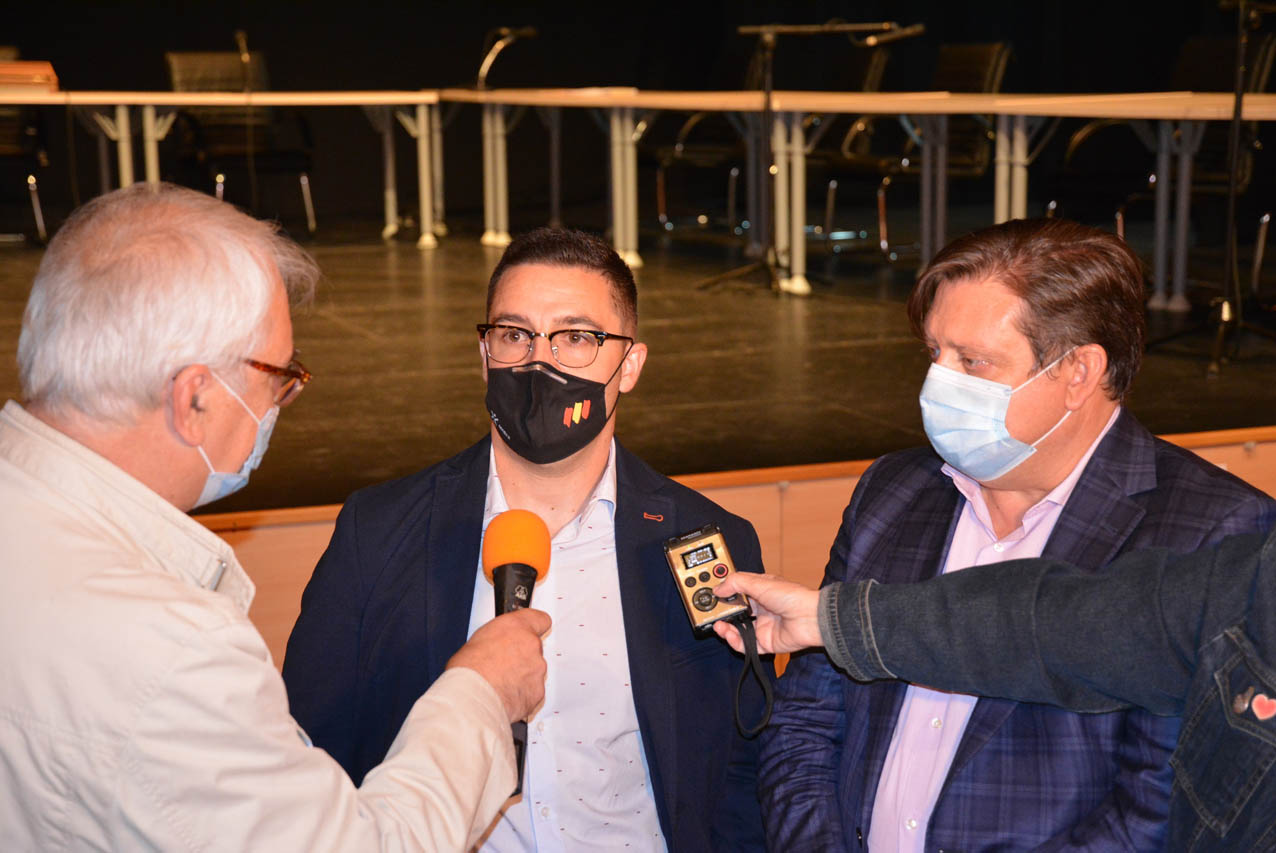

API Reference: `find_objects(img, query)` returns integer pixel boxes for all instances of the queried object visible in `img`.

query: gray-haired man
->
[0,183,549,850]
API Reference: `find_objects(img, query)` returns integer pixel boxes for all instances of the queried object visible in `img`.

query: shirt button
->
[992,542,1004,553]
[930,717,942,729]
[536,722,545,733]
[540,807,550,817]
[906,818,918,830]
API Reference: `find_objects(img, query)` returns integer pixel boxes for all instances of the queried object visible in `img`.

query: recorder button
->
[698,571,711,583]
[683,576,697,588]
[712,563,728,578]
[692,587,717,612]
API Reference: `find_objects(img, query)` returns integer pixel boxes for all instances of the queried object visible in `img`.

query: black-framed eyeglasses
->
[477,323,634,369]
[244,354,312,407]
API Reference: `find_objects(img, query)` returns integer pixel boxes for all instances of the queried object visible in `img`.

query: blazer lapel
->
[423,438,492,681]
[859,468,964,825]
[613,446,682,829]
[947,410,1153,778]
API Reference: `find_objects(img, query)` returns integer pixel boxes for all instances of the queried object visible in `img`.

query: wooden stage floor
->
[3,215,1274,512]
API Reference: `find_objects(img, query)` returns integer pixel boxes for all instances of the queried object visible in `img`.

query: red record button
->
[712,563,728,578]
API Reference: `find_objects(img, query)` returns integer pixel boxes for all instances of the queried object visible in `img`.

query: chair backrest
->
[931,42,1012,173]
[165,51,272,127]
[932,42,1011,93]
[1168,33,1276,93]
[1181,33,1276,190]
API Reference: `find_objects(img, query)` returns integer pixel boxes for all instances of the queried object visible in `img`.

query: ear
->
[617,341,648,393]
[1063,344,1108,409]
[169,364,214,447]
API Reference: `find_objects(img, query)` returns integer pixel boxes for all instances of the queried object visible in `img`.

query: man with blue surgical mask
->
[0,183,553,850]
[759,219,1276,851]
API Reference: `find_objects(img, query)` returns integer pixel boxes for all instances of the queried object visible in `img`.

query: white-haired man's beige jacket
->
[0,400,514,851]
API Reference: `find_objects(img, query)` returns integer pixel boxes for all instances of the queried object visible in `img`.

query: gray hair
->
[17,183,318,423]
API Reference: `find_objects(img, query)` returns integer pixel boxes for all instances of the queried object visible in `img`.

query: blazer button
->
[856,827,864,845]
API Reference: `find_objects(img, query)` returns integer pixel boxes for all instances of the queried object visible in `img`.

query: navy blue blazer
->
[760,410,1276,851]
[283,437,768,851]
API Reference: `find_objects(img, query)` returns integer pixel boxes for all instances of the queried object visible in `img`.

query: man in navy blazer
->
[283,228,767,851]
[760,220,1276,850]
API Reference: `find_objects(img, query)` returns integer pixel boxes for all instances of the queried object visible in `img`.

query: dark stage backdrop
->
[6,1,1239,228]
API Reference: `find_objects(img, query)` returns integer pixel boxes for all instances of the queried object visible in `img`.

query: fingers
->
[713,620,745,654]
[446,609,552,723]
[505,606,552,636]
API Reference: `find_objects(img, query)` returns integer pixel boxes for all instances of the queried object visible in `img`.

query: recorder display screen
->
[682,543,717,570]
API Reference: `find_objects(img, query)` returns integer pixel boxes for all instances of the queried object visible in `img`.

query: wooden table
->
[439,88,766,269]
[2,90,442,246]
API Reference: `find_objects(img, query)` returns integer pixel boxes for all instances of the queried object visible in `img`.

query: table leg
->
[1011,114,1028,220]
[784,112,810,295]
[115,105,134,187]
[493,105,511,246]
[378,108,399,240]
[935,114,948,255]
[481,104,496,244]
[621,107,642,268]
[994,114,1010,224]
[430,104,447,237]
[772,113,789,274]
[142,105,160,185]
[1148,121,1173,309]
[416,104,437,249]
[1169,120,1205,313]
[547,107,562,229]
[609,107,625,260]
[919,119,934,264]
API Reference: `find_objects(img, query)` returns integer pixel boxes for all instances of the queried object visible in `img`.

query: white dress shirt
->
[0,400,515,851]
[469,441,667,852]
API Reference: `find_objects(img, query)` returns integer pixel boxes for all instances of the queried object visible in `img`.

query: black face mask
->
[485,361,620,464]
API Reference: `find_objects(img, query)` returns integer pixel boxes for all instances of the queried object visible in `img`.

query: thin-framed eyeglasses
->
[477,323,634,369]
[244,355,312,407]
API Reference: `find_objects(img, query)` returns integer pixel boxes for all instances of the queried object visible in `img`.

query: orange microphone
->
[482,509,551,615]
[481,509,550,797]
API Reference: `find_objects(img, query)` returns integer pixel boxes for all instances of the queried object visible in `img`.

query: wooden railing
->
[197,427,1276,668]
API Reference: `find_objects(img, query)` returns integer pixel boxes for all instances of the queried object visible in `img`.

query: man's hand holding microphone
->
[446,510,554,726]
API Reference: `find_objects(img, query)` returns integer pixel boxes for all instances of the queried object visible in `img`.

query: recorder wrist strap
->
[732,614,774,738]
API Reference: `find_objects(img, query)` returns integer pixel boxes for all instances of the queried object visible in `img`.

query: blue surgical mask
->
[193,373,279,508]
[919,350,1073,482]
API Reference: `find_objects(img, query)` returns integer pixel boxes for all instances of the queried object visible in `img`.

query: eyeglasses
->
[244,355,312,407]
[477,323,634,369]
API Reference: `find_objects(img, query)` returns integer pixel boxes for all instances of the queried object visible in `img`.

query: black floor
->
[2,207,1274,513]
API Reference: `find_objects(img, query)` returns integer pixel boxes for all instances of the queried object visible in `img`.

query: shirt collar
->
[484,439,618,534]
[944,405,1122,521]
[0,400,254,612]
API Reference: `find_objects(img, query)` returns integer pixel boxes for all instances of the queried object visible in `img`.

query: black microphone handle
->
[491,561,539,796]
[492,562,539,615]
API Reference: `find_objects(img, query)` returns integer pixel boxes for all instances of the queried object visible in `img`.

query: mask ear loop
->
[729,613,774,738]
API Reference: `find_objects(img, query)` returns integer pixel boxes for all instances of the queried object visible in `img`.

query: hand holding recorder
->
[711,572,822,656]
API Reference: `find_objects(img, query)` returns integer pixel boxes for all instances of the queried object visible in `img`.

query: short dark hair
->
[486,228,638,331]
[906,218,1146,399]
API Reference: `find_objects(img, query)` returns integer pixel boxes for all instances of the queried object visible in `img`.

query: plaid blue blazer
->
[760,409,1276,851]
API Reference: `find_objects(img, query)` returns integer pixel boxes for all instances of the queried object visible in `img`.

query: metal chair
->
[0,48,50,242]
[164,51,316,233]
[650,40,888,237]
[1058,34,1276,223]
[809,42,1012,257]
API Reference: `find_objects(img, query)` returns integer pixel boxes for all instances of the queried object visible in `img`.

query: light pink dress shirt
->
[868,408,1120,851]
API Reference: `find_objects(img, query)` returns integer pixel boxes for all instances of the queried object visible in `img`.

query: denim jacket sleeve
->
[823,527,1276,850]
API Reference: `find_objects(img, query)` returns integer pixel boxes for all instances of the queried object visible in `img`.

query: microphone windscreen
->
[482,509,551,583]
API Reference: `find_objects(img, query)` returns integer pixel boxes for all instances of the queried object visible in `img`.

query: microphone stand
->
[1207,0,1276,375]
[695,21,923,294]
[234,30,259,215]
